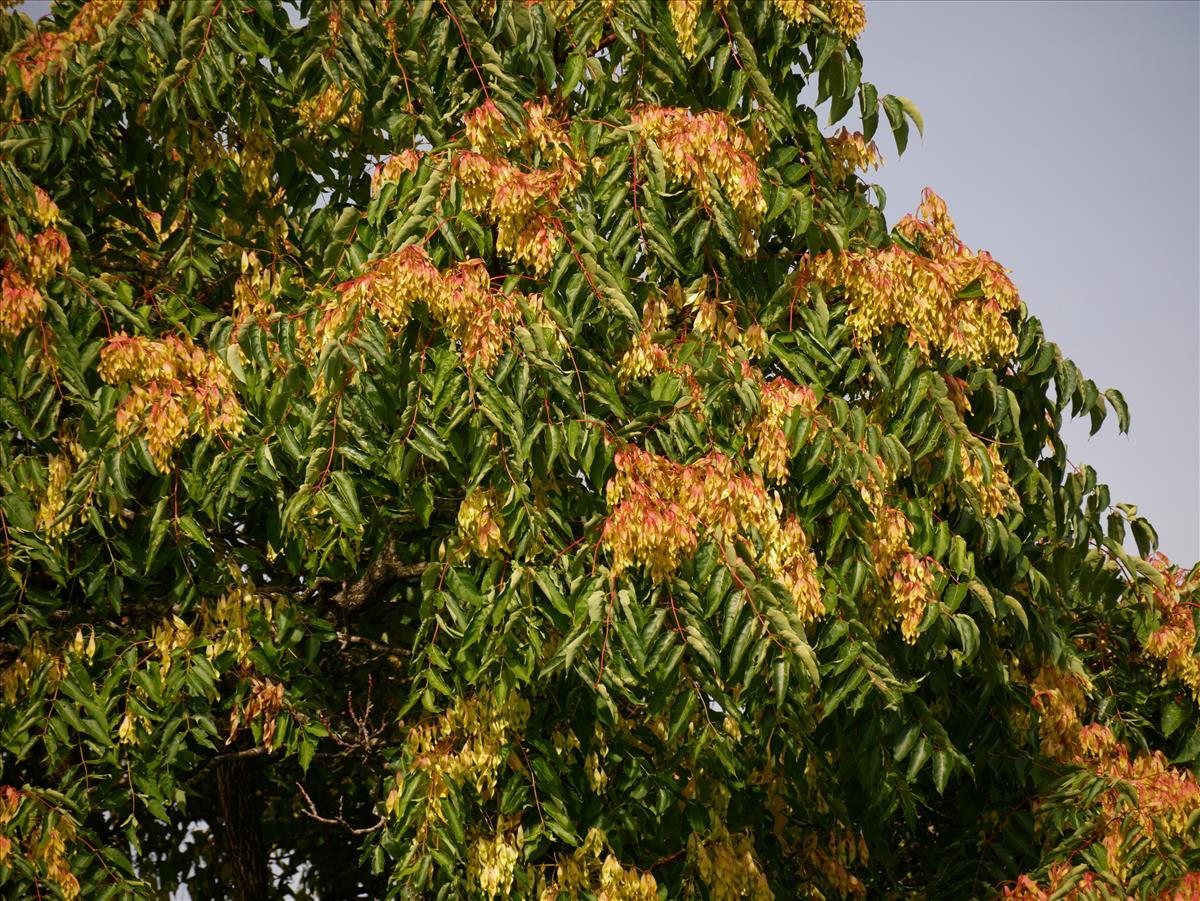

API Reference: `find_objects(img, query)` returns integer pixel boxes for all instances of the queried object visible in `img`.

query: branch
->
[186,746,269,785]
[334,539,429,610]
[295,782,384,836]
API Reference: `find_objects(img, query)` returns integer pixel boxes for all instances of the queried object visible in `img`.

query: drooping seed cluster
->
[1010,666,1200,896]
[228,125,275,195]
[747,377,817,482]
[631,106,767,253]
[370,149,422,195]
[34,431,85,538]
[390,692,531,840]
[687,820,774,901]
[859,465,940,643]
[1,187,70,338]
[669,1,866,61]
[4,0,126,98]
[1141,555,1200,703]
[616,286,682,384]
[541,827,659,901]
[0,787,81,899]
[603,445,823,621]
[202,583,274,665]
[617,280,763,389]
[231,251,282,326]
[956,441,1018,519]
[314,243,540,372]
[467,826,523,900]
[457,487,506,557]
[825,0,867,40]
[456,99,581,275]
[98,333,246,471]
[228,675,286,751]
[797,189,1021,365]
[796,830,869,899]
[297,84,363,134]
[667,0,704,60]
[825,127,883,177]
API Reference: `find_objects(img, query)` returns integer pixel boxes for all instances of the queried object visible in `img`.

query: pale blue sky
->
[18,0,1199,561]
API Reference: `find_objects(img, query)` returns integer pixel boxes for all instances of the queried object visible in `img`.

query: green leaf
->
[1162,701,1189,738]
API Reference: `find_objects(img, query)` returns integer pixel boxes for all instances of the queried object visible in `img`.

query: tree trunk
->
[217,755,268,901]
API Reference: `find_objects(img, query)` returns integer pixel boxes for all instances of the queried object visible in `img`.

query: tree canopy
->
[1,1,1197,898]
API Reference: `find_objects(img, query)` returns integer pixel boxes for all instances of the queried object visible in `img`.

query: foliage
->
[1,1,1197,898]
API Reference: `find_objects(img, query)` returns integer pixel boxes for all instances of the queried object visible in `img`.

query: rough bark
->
[217,755,268,901]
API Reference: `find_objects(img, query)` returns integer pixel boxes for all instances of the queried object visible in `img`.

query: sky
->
[17,0,1200,561]
[855,0,1199,562]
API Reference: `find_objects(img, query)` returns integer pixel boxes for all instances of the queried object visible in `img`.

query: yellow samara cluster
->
[1142,556,1200,703]
[774,0,866,40]
[456,99,581,275]
[616,280,765,389]
[1,186,70,338]
[687,820,774,901]
[956,442,1018,518]
[670,0,866,62]
[98,333,245,471]
[0,787,81,899]
[457,487,506,558]
[314,243,543,372]
[858,464,940,643]
[1011,665,1200,896]
[467,826,523,900]
[389,692,531,831]
[602,446,823,621]
[825,127,883,177]
[540,827,658,901]
[797,189,1022,366]
[34,428,86,539]
[747,377,818,482]
[297,83,363,134]
[631,105,767,253]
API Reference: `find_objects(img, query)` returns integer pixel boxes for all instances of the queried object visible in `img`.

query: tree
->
[0,0,1197,898]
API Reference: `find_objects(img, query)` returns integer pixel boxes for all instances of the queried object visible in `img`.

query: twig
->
[295,781,384,836]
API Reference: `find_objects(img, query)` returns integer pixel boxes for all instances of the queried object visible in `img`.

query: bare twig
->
[295,781,384,836]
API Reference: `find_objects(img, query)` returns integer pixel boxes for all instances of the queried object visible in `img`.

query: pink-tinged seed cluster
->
[748,377,818,482]
[631,106,767,253]
[457,487,505,557]
[315,244,537,372]
[98,334,245,471]
[455,99,580,275]
[4,0,126,97]
[859,465,940,642]
[1010,667,1200,897]
[1,187,69,338]
[1141,555,1200,702]
[825,127,883,177]
[797,189,1021,365]
[370,149,422,196]
[602,446,823,621]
